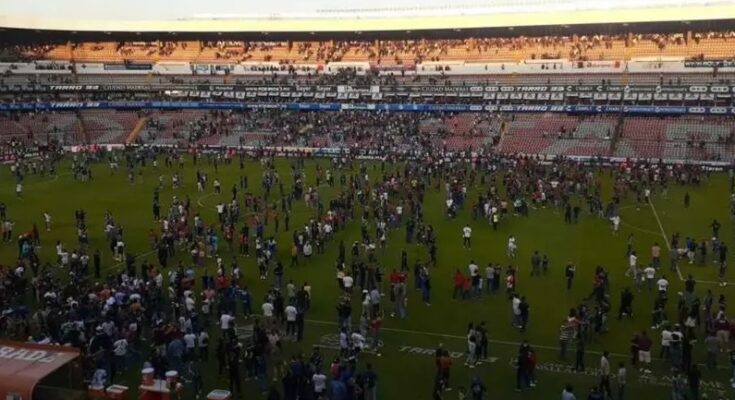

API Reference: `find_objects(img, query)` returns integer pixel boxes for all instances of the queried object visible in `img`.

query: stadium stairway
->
[77,111,90,144]
[126,117,149,144]
[608,113,625,156]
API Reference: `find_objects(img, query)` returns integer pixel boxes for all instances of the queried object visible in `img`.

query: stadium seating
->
[7,33,735,65]
[82,110,140,144]
[140,110,207,145]
[615,116,735,161]
[0,112,83,144]
[498,114,614,156]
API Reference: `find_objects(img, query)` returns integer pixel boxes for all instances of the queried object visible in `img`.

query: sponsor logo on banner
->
[0,346,61,363]
[688,107,706,114]
[685,60,735,68]
[505,358,727,397]
[517,86,549,92]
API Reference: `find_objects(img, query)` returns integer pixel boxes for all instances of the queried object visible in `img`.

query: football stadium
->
[1,1,735,399]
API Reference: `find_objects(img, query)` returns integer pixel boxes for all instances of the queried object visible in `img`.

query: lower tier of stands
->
[2,110,734,162]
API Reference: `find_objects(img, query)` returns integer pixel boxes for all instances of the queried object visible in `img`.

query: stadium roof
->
[1,1,735,33]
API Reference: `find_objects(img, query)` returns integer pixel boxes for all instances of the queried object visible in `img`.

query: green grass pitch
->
[1,154,734,400]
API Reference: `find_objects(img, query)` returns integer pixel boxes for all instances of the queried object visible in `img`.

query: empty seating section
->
[616,117,735,161]
[82,110,140,144]
[499,114,613,156]
[11,35,735,64]
[0,112,83,144]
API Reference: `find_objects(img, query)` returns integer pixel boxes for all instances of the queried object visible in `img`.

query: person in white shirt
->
[339,330,349,353]
[343,275,354,293]
[468,261,479,278]
[351,331,366,351]
[656,275,669,293]
[285,304,298,337]
[611,215,621,234]
[262,301,275,323]
[219,312,235,333]
[113,337,128,372]
[43,212,52,231]
[303,242,313,258]
[512,295,522,327]
[463,225,472,249]
[643,265,656,291]
[660,327,672,360]
[626,252,638,277]
[183,331,197,358]
[507,236,517,258]
[185,295,196,313]
[599,352,611,396]
[313,372,327,395]
[15,183,22,198]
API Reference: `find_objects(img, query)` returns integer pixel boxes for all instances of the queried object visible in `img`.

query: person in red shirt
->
[462,277,472,300]
[438,350,453,390]
[453,269,465,300]
[370,315,383,357]
[636,330,654,373]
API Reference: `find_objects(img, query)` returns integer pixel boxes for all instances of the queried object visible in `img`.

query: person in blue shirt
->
[239,286,252,318]
[362,363,378,400]
[330,378,347,400]
[469,375,486,400]
[586,385,603,400]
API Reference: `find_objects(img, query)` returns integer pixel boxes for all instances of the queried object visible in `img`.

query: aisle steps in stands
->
[77,111,90,144]
[126,117,149,144]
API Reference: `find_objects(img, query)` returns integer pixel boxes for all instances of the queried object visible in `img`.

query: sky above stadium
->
[0,0,724,20]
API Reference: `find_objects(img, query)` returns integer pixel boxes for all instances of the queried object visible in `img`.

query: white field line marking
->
[196,192,217,207]
[619,221,662,237]
[306,319,630,359]
[110,249,156,269]
[649,199,734,286]
[305,318,728,370]
[647,199,684,281]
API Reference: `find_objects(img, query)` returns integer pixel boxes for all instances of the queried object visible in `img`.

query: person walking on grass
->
[507,235,517,258]
[616,362,626,400]
[462,224,472,249]
[469,375,486,400]
[515,341,532,392]
[565,263,576,290]
[575,335,586,372]
[599,351,612,398]
[530,251,541,276]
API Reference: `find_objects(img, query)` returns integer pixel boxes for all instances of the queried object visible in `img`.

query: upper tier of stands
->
[5,31,735,65]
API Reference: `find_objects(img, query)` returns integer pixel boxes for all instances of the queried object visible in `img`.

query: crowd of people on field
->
[0,143,734,400]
